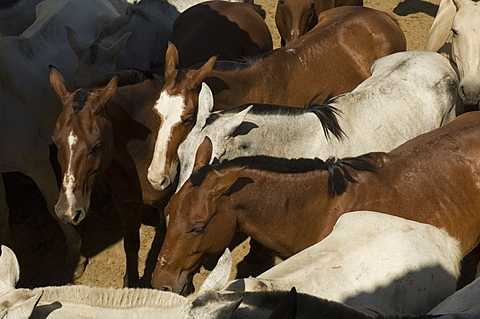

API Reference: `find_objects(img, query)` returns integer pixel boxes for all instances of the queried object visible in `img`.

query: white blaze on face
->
[149,91,185,183]
[63,131,78,208]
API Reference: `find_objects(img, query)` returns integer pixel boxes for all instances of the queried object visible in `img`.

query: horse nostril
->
[160,286,172,292]
[160,176,171,188]
[72,210,83,223]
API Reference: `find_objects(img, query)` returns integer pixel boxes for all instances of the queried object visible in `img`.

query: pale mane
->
[35,285,187,309]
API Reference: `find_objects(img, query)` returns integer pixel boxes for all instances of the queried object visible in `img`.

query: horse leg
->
[111,192,142,287]
[0,175,13,247]
[28,161,86,280]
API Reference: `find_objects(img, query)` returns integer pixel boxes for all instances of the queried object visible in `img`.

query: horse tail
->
[305,94,346,141]
[324,155,375,197]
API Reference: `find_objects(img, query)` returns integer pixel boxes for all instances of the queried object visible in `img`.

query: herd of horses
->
[2,0,480,317]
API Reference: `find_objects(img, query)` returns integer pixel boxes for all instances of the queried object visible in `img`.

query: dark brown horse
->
[170,0,273,68]
[151,111,480,295]
[49,67,175,287]
[147,5,406,191]
[275,0,363,46]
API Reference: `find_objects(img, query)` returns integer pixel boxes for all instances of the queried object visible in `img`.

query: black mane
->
[204,97,345,141]
[82,68,164,91]
[190,154,375,197]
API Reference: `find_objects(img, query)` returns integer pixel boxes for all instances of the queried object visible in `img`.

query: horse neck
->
[215,111,330,161]
[225,168,337,258]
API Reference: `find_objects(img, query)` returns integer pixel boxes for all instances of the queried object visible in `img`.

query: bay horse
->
[170,0,273,68]
[425,0,480,111]
[147,6,406,191]
[0,0,119,280]
[49,67,175,287]
[175,50,457,190]
[275,0,363,46]
[151,111,480,295]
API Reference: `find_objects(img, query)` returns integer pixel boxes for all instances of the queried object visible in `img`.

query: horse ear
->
[93,76,118,114]
[0,245,20,289]
[424,0,456,51]
[188,54,218,90]
[192,136,213,173]
[213,166,245,195]
[198,248,232,294]
[49,65,71,105]
[268,287,298,319]
[198,82,214,118]
[106,32,131,61]
[164,42,179,82]
[224,105,253,137]
[65,26,86,60]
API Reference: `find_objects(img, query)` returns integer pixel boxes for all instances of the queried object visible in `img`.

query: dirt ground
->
[5,0,441,291]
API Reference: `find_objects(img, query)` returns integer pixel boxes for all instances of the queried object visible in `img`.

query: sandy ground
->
[5,0,441,291]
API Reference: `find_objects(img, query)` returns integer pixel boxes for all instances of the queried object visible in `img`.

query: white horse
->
[175,50,457,190]
[425,0,480,111]
[0,0,119,280]
[221,211,461,315]
[67,0,252,88]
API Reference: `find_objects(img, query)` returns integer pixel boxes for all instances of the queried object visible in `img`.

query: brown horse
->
[147,5,406,191]
[49,67,175,287]
[170,1,273,68]
[275,0,363,46]
[151,111,480,295]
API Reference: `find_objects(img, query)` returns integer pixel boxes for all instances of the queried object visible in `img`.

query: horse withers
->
[151,111,480,296]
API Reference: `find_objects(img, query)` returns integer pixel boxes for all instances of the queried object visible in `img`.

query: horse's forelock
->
[72,89,90,114]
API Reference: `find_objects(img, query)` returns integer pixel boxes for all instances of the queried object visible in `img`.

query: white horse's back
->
[226,211,461,315]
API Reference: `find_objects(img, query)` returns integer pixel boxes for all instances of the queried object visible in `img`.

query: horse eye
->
[451,28,458,36]
[183,116,194,125]
[90,142,102,154]
[189,226,205,234]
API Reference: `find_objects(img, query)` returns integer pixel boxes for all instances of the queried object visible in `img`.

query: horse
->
[150,110,480,296]
[67,0,253,88]
[179,249,448,319]
[174,50,457,190]
[223,211,461,315]
[424,0,480,111]
[0,0,119,281]
[170,1,273,68]
[147,6,406,191]
[275,0,363,46]
[49,67,178,287]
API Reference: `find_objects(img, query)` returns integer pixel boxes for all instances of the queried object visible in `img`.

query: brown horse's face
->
[50,67,117,225]
[275,0,316,46]
[151,167,242,295]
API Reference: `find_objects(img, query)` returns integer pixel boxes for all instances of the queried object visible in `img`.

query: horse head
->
[151,137,243,295]
[50,66,117,225]
[275,0,317,46]
[147,43,216,191]
[425,0,480,108]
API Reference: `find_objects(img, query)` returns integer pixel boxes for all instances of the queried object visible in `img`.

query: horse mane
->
[191,154,375,197]
[194,291,437,319]
[205,98,344,141]
[36,285,187,309]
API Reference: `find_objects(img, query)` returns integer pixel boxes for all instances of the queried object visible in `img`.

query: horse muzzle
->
[55,200,87,225]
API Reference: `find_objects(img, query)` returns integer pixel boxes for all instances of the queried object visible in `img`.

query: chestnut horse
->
[147,5,406,191]
[275,0,363,46]
[151,111,480,295]
[170,1,273,68]
[49,67,175,287]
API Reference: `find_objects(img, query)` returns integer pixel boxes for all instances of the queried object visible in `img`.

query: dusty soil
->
[5,0,440,291]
